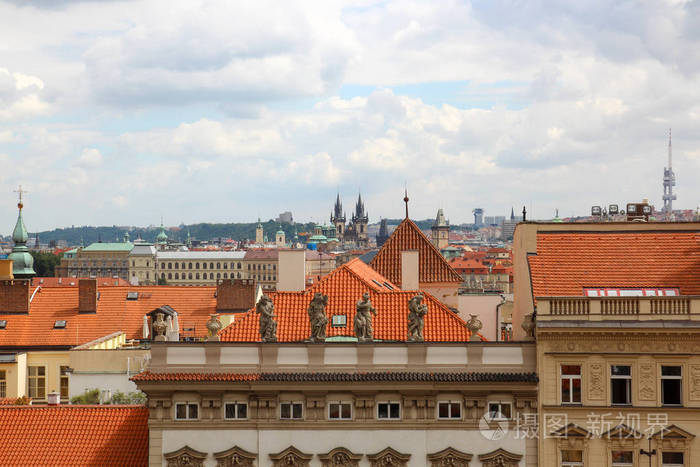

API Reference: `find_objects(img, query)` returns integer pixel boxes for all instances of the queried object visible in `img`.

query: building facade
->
[56,241,133,280]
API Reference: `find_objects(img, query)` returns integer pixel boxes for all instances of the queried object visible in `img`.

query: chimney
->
[216,279,257,312]
[0,279,30,313]
[47,392,60,406]
[277,249,305,292]
[401,250,419,290]
[78,279,98,313]
[0,259,13,280]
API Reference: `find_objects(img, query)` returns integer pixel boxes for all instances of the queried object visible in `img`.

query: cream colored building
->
[129,243,158,285]
[135,341,538,467]
[57,241,133,280]
[513,222,700,467]
[155,251,246,286]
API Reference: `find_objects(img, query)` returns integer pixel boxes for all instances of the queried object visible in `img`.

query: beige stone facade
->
[57,242,133,280]
[135,341,538,466]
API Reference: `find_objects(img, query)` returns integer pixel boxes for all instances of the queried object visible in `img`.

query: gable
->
[370,219,462,285]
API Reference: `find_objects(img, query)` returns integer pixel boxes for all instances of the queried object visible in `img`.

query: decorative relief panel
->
[427,447,472,466]
[690,365,700,401]
[638,363,656,401]
[478,448,522,467]
[214,446,257,467]
[269,446,312,467]
[318,447,363,467]
[367,447,410,467]
[588,363,604,400]
[164,446,207,467]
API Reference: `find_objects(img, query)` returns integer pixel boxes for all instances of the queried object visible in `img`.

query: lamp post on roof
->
[403,189,409,219]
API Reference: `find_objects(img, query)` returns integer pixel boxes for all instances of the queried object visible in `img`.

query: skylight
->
[331,315,347,327]
[371,279,384,288]
[54,320,67,329]
[0,320,6,329]
[126,291,139,300]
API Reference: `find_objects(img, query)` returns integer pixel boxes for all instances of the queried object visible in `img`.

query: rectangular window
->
[331,315,347,327]
[280,402,303,420]
[611,365,632,405]
[661,366,682,406]
[561,450,583,467]
[175,402,199,420]
[377,402,401,419]
[224,402,248,419]
[437,401,461,419]
[28,366,46,400]
[487,401,512,420]
[0,370,5,398]
[60,366,70,399]
[611,451,633,466]
[328,402,352,420]
[662,452,684,466]
[561,365,582,404]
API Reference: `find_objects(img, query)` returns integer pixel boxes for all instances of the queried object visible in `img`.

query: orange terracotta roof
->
[370,218,462,285]
[31,277,130,287]
[0,405,148,466]
[0,285,217,348]
[528,231,700,298]
[220,258,472,342]
[449,258,489,273]
[132,371,261,382]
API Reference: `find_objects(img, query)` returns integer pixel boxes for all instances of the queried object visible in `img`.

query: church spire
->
[8,186,35,278]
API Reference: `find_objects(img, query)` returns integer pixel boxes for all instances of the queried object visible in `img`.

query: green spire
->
[8,186,35,278]
[124,231,130,243]
[156,218,168,244]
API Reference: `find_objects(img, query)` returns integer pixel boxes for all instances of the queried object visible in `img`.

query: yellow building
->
[513,222,700,467]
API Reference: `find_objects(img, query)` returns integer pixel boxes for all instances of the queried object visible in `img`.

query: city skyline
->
[1,1,699,231]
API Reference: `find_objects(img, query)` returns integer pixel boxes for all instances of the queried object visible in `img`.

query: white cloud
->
[76,148,103,168]
[0,68,51,121]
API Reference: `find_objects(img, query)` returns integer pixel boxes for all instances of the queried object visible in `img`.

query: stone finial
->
[152,312,167,341]
[255,294,277,342]
[466,314,482,341]
[206,313,222,341]
[407,292,428,342]
[307,292,329,342]
[354,292,376,342]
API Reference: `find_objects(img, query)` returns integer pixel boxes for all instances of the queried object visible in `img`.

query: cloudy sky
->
[2,0,699,233]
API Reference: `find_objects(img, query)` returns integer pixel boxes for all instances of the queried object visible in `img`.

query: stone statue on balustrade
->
[407,292,428,341]
[152,312,167,342]
[307,292,329,342]
[256,294,277,342]
[206,313,222,342]
[466,314,483,341]
[354,292,377,342]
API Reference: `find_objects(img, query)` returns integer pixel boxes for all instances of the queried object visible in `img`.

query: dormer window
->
[0,320,6,329]
[54,320,67,329]
[331,315,347,327]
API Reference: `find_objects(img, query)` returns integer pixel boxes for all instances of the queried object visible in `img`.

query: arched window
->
[223,273,227,279]
[168,262,172,269]
[168,273,172,279]
[161,273,165,279]
[202,262,207,269]
[223,262,227,269]
[188,263,192,269]
[188,273,193,279]
[237,262,241,269]
[174,263,179,269]
[195,262,200,269]
[263,264,266,271]
[196,273,200,279]
[217,273,222,279]
[174,273,179,279]
[182,262,186,269]
[210,262,214,269]
[202,273,207,280]
[237,272,241,279]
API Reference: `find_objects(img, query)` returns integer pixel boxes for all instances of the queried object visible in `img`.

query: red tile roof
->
[370,219,462,285]
[449,258,489,274]
[0,405,148,466]
[528,231,700,298]
[31,277,130,287]
[220,258,472,342]
[0,285,217,348]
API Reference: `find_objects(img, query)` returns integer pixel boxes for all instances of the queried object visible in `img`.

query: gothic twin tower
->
[330,193,369,245]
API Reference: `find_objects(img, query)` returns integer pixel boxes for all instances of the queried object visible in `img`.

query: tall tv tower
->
[662,128,676,213]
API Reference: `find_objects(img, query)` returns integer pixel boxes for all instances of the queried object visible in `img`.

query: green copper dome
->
[156,222,168,243]
[8,201,35,278]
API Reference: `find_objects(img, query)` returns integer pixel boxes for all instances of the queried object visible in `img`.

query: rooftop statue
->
[407,292,428,341]
[256,295,277,342]
[354,292,376,342]
[307,292,329,342]
[153,312,167,342]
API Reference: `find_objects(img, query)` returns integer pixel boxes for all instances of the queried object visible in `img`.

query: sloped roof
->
[0,285,217,348]
[528,231,700,298]
[82,242,133,252]
[370,218,462,285]
[31,277,130,287]
[449,258,489,273]
[219,258,471,342]
[0,405,148,466]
